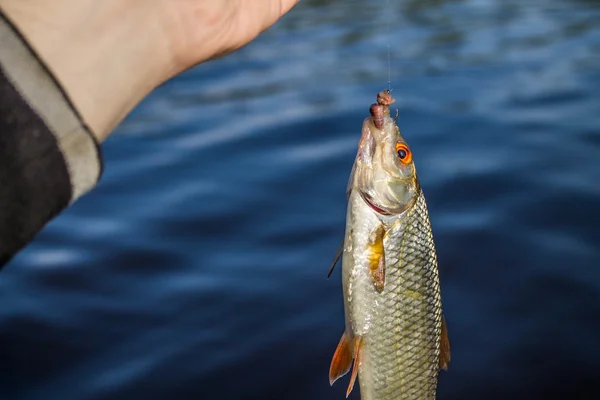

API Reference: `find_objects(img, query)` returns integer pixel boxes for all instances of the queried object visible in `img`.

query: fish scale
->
[360,192,442,400]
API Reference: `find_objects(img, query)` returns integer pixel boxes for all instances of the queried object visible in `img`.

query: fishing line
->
[388,43,392,91]
[387,0,391,91]
[386,0,393,92]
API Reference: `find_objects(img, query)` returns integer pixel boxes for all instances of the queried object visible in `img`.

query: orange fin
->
[439,315,451,370]
[372,255,385,293]
[329,332,353,385]
[368,225,385,292]
[346,336,363,398]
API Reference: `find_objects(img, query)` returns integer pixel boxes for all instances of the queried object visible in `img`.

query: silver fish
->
[329,90,450,400]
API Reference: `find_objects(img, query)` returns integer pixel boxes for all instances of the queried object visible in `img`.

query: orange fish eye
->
[395,143,412,164]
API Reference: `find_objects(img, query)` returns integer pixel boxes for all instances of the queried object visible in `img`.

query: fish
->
[328,90,450,400]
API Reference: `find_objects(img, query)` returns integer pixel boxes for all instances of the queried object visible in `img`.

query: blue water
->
[1,0,600,399]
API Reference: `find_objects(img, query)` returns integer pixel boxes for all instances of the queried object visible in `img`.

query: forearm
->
[0,0,174,141]
[0,0,298,267]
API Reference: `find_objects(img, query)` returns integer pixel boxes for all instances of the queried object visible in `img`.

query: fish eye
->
[395,143,412,165]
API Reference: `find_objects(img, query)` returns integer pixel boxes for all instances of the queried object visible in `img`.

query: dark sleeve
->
[0,9,103,268]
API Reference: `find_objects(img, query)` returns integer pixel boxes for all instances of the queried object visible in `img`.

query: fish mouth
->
[360,192,393,216]
[359,178,418,217]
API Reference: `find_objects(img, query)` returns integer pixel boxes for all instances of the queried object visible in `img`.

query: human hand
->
[162,0,299,72]
[0,0,299,140]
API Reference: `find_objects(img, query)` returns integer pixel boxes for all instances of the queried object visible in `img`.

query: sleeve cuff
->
[0,9,103,265]
[0,10,103,200]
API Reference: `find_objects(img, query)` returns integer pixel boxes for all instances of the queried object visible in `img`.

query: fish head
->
[349,107,420,216]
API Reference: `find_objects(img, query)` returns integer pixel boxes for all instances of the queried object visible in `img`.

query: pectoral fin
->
[439,315,451,370]
[368,225,385,292]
